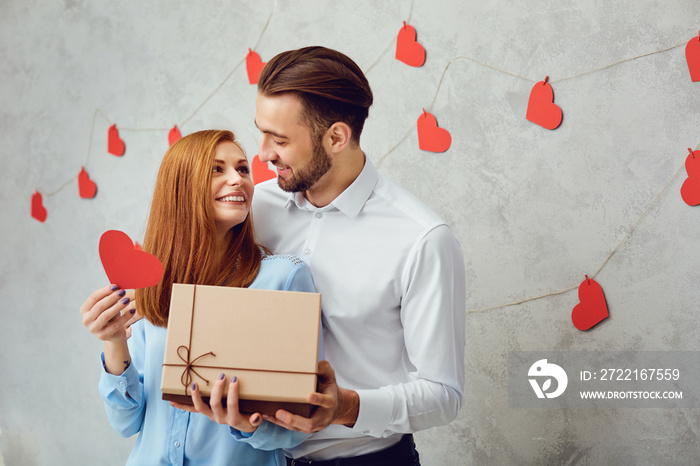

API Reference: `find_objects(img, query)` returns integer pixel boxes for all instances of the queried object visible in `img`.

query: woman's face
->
[210,141,254,238]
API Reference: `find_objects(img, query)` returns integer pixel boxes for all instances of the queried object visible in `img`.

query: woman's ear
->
[325,122,352,154]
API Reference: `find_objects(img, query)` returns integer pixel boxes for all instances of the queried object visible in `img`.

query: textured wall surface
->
[1,1,700,464]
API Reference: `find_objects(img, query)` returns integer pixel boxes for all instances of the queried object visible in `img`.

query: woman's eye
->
[238,166,250,175]
[212,166,222,173]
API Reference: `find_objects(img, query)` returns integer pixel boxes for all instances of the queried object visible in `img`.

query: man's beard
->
[277,137,332,193]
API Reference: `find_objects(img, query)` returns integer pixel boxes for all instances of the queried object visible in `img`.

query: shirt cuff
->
[98,352,140,395]
[352,388,394,437]
[229,425,257,440]
[229,422,280,450]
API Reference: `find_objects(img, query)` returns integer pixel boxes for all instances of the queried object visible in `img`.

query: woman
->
[80,130,313,465]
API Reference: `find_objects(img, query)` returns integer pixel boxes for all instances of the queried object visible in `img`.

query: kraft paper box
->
[161,283,321,417]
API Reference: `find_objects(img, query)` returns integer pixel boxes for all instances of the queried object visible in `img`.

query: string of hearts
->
[29,11,275,220]
[27,9,700,330]
[366,27,700,329]
[31,25,699,216]
[376,33,698,162]
[467,143,699,324]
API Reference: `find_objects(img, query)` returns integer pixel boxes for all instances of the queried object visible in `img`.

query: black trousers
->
[286,434,421,466]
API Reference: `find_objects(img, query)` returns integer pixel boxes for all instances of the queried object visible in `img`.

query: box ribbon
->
[174,345,215,395]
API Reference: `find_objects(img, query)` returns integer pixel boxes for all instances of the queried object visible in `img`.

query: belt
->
[286,434,417,466]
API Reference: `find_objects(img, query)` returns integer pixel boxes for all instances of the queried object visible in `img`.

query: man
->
[238,46,466,465]
[176,46,465,464]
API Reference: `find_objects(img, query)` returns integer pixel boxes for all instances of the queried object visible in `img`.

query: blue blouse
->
[98,255,316,466]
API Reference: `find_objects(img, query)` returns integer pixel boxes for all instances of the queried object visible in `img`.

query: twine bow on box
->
[167,345,216,395]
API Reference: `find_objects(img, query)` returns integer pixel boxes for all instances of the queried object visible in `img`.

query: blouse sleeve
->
[97,319,147,438]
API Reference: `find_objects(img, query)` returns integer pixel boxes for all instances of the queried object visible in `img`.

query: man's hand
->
[170,374,263,433]
[263,360,359,434]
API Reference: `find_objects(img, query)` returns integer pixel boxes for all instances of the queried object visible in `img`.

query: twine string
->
[466,142,698,314]
[175,345,216,395]
[377,37,688,167]
[38,23,696,317]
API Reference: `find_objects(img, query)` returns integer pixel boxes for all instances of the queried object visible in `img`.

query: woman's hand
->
[171,374,263,433]
[80,285,137,375]
[80,285,136,343]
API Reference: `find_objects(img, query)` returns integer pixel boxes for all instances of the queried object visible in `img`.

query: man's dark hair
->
[258,46,373,145]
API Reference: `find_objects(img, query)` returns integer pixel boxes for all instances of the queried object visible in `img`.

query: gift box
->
[161,283,322,416]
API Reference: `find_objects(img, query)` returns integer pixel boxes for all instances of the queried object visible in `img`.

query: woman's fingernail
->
[121,297,130,305]
[110,285,119,291]
[130,308,136,315]
[231,376,237,383]
[252,414,260,423]
[118,289,126,297]
[218,373,225,380]
[192,383,196,391]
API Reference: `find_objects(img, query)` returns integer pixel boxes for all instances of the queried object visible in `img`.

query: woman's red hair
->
[135,130,264,327]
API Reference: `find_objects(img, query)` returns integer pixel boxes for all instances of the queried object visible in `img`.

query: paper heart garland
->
[681,148,700,205]
[99,230,164,289]
[526,76,562,130]
[396,22,426,67]
[252,154,277,185]
[78,167,97,199]
[31,191,47,223]
[246,49,266,85]
[107,124,125,156]
[686,31,700,82]
[571,276,609,331]
[169,125,182,146]
[417,109,451,152]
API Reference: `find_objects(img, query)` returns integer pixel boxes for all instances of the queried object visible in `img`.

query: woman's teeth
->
[218,195,245,202]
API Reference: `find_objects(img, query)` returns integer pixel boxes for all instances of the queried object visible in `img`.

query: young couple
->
[80,46,466,466]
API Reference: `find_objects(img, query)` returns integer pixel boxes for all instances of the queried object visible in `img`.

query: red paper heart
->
[571,276,609,331]
[246,49,266,85]
[31,191,47,223]
[686,32,700,82]
[681,148,700,205]
[526,77,562,130]
[417,110,451,152]
[107,124,125,156]
[395,22,426,67]
[252,154,277,185]
[99,230,164,289]
[169,125,182,146]
[78,167,97,199]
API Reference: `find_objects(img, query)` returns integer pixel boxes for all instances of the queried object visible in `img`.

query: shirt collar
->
[283,155,378,218]
[331,155,377,217]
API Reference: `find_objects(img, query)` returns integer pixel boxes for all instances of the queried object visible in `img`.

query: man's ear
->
[325,122,352,153]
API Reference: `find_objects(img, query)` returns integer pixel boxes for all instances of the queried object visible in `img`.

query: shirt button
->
[119,381,126,387]
[315,212,323,218]
[303,249,312,255]
[174,441,181,448]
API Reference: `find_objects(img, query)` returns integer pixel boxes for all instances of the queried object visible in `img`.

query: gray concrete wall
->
[2,1,699,464]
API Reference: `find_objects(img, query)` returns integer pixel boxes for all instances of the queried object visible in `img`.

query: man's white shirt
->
[249,157,466,460]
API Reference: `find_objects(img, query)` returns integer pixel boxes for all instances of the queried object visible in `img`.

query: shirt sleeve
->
[229,258,317,450]
[97,320,147,438]
[229,421,310,451]
[352,224,466,437]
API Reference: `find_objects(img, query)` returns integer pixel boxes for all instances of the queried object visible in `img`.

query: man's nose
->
[258,136,277,163]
